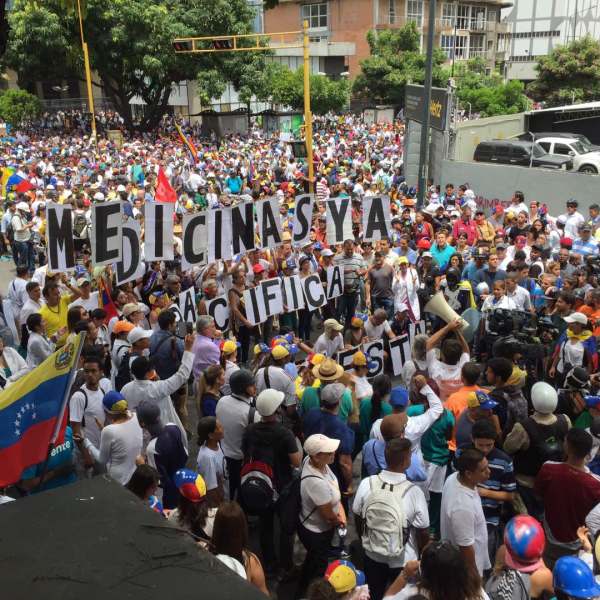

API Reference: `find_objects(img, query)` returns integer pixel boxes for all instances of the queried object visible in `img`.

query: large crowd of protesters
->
[1,112,600,600]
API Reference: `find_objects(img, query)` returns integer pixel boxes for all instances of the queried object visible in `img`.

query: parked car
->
[532,132,600,152]
[473,140,573,170]
[536,136,600,174]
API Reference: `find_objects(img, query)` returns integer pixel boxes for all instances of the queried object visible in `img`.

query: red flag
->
[97,278,119,323]
[155,167,177,203]
[15,179,33,193]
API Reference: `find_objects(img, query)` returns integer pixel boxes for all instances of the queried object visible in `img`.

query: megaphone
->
[424,291,469,330]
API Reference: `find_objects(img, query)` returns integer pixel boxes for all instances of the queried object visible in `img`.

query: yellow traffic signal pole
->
[173,22,314,192]
[76,0,97,141]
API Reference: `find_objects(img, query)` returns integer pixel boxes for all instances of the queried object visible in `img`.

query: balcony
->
[377,16,510,35]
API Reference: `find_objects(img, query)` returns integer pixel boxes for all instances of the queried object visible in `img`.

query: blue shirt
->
[431,243,455,270]
[361,438,427,481]
[393,247,418,264]
[302,409,354,455]
[21,426,76,493]
[572,237,599,257]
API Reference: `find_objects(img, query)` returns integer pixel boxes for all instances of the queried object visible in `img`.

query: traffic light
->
[173,39,193,52]
[212,39,234,50]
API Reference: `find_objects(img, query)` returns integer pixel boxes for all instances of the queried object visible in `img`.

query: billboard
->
[405,84,449,131]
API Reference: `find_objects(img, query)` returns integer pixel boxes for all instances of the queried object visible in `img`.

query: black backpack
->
[73,212,88,239]
[115,352,132,392]
[278,471,321,535]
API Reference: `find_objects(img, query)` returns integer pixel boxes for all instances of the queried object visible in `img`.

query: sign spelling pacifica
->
[404,84,449,131]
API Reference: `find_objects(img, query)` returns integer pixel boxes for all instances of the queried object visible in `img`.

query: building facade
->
[502,0,600,81]
[264,0,511,77]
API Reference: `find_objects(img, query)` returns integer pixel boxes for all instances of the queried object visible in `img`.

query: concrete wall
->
[440,159,600,214]
[452,113,526,162]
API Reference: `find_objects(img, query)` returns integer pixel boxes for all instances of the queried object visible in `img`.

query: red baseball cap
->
[417,239,431,250]
[560,237,573,248]
[252,263,265,274]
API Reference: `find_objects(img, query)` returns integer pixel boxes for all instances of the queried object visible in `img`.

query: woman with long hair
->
[384,540,486,600]
[195,364,224,418]
[359,373,392,441]
[211,501,268,595]
[219,339,239,395]
[168,469,214,541]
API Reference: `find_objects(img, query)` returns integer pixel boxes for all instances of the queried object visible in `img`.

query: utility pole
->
[573,0,578,41]
[76,0,97,141]
[417,0,437,209]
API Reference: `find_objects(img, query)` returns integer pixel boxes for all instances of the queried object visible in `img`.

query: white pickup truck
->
[537,136,600,174]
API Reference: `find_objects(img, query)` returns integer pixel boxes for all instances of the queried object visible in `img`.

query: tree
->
[3,0,260,131]
[0,89,41,126]
[270,66,350,114]
[529,36,600,107]
[353,23,447,105]
[453,59,530,117]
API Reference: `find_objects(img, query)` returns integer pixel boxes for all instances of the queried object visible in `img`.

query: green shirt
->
[359,398,392,440]
[575,410,593,430]
[301,386,353,422]
[407,405,455,466]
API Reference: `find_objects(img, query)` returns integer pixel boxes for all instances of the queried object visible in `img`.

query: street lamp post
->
[417,0,437,209]
[172,26,315,192]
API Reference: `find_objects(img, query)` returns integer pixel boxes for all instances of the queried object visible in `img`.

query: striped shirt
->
[334,253,367,294]
[459,446,516,527]
[572,237,599,257]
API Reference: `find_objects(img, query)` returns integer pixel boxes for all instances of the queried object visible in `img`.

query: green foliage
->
[4,0,259,130]
[353,23,447,105]
[453,59,531,117]
[0,88,41,125]
[529,36,600,106]
[270,66,350,115]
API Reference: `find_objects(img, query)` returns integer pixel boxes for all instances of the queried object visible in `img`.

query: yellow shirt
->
[39,295,71,346]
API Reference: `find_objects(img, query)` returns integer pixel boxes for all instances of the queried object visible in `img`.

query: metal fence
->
[40,97,115,112]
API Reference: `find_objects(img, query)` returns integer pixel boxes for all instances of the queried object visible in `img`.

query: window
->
[406,0,423,25]
[301,3,328,30]
[457,4,469,29]
[469,33,485,57]
[441,3,456,27]
[471,6,486,30]
[538,142,551,153]
[555,143,573,156]
[389,0,397,24]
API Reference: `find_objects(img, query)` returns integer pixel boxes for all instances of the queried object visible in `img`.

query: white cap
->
[256,389,285,417]
[564,312,588,325]
[127,326,152,345]
[321,248,334,257]
[304,433,340,456]
[93,192,105,201]
[116,184,126,192]
[122,302,143,317]
[16,201,29,211]
[46,184,55,190]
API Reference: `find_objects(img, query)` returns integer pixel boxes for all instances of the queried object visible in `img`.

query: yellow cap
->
[221,340,238,355]
[352,351,368,367]
[271,344,290,360]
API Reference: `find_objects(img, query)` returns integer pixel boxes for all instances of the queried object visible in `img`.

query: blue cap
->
[314,242,323,250]
[103,390,127,413]
[585,395,600,408]
[553,556,600,598]
[390,386,409,408]
[286,257,296,269]
[471,390,498,411]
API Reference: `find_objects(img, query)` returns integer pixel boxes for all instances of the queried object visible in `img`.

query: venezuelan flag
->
[0,334,84,487]
[97,277,119,322]
[174,121,199,162]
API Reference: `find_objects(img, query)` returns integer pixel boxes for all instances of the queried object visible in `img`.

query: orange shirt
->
[445,384,485,452]
[580,305,600,337]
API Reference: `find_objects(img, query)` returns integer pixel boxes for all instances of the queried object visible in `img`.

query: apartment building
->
[264,0,512,77]
[502,0,600,81]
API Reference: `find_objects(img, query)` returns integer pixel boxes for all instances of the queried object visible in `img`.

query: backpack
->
[278,472,322,535]
[361,475,413,558]
[239,420,272,515]
[115,352,132,392]
[73,212,88,239]
[5,218,14,244]
[485,569,530,600]
[72,384,108,428]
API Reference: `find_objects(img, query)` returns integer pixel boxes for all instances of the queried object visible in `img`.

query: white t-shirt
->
[69,292,99,312]
[300,459,341,533]
[353,374,373,401]
[69,382,110,447]
[313,332,344,358]
[352,471,429,568]
[440,472,490,576]
[86,414,143,485]
[197,443,229,499]
[426,349,470,402]
[364,319,392,340]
